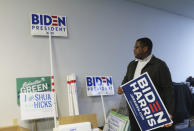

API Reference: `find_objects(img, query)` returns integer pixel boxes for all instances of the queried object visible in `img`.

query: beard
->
[135,53,144,60]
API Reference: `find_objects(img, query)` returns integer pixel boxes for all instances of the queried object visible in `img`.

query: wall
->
[0,0,194,130]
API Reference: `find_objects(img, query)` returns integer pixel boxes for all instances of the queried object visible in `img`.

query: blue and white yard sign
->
[31,13,67,37]
[86,76,114,96]
[20,92,57,120]
[121,72,172,131]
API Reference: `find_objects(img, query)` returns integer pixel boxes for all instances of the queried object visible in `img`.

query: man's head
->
[133,37,153,60]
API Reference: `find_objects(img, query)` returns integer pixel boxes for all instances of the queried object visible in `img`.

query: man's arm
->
[159,62,174,114]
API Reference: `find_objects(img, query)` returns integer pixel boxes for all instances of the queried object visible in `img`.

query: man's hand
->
[117,86,124,94]
[163,115,173,127]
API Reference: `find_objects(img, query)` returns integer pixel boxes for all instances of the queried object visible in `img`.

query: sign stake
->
[100,93,107,123]
[49,32,57,128]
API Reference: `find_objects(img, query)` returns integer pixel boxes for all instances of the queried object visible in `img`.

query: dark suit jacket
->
[122,55,175,131]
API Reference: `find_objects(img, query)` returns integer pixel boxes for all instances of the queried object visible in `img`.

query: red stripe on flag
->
[51,76,54,79]
[67,81,71,84]
[149,104,155,113]
[53,20,57,22]
[103,81,106,83]
[52,23,58,26]
[52,82,54,86]
[101,77,105,79]
[52,16,57,18]
[156,101,161,110]
[153,103,158,112]
[52,88,55,92]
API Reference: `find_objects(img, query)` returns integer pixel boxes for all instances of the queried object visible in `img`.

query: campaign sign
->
[16,76,51,105]
[86,76,114,96]
[20,92,56,120]
[103,111,129,131]
[121,72,172,131]
[31,13,67,37]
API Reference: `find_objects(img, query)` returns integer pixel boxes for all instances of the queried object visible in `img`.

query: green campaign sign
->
[16,76,51,105]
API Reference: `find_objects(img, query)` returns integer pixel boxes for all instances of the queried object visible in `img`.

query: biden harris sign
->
[86,76,114,96]
[121,72,172,131]
[31,13,67,36]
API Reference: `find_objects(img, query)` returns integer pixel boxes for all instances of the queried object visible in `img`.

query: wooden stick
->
[33,120,37,131]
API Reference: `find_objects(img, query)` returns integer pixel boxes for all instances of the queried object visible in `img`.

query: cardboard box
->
[59,114,98,129]
[0,125,31,131]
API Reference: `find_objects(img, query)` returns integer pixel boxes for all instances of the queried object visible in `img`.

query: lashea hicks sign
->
[121,72,172,131]
[31,13,67,36]
[20,92,56,120]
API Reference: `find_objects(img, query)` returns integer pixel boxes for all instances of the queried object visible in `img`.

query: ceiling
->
[128,0,194,20]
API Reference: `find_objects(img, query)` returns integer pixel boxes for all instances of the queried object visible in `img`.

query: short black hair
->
[136,37,153,55]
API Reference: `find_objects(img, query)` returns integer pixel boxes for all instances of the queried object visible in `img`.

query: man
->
[118,37,174,131]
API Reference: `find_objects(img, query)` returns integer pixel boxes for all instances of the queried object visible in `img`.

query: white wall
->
[0,0,194,130]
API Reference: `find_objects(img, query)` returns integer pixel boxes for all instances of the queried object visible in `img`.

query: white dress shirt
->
[133,54,152,79]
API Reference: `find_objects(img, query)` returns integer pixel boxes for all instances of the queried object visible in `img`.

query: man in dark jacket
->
[118,37,174,131]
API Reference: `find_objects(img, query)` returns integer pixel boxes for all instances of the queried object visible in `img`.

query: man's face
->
[133,41,147,59]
